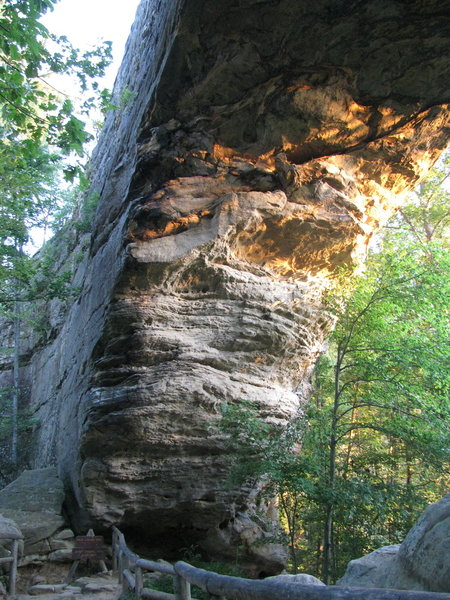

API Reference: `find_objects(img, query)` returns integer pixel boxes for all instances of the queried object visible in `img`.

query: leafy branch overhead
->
[0,0,112,155]
[0,0,113,296]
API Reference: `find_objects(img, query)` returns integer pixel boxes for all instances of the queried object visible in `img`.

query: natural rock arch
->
[24,0,449,573]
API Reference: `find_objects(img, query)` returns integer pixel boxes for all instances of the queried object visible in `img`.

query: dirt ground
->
[3,564,121,600]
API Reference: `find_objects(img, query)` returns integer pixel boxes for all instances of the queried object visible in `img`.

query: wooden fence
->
[0,536,21,596]
[112,527,450,600]
[112,527,190,600]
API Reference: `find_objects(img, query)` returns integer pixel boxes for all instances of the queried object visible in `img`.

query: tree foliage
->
[221,154,450,582]
[0,0,112,292]
[0,0,114,285]
[0,0,112,155]
[313,239,449,581]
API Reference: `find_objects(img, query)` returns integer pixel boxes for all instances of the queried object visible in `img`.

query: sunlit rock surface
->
[20,0,450,573]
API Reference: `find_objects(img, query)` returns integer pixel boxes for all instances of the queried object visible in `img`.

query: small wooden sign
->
[72,535,105,561]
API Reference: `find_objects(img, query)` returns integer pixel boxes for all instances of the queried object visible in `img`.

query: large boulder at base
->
[202,512,288,577]
[0,468,64,513]
[337,545,421,590]
[0,509,64,550]
[0,468,75,564]
[338,495,450,592]
[398,493,450,592]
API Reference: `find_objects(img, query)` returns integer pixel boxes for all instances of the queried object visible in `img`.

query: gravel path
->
[13,573,121,600]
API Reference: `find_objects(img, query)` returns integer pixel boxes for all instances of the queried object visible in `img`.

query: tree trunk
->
[323,436,336,584]
[11,298,20,464]
[323,362,340,583]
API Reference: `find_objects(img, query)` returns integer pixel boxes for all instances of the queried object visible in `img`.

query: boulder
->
[82,582,117,593]
[267,573,325,586]
[398,493,450,592]
[0,469,74,564]
[0,509,64,549]
[0,468,64,514]
[74,574,119,594]
[202,512,288,576]
[338,495,450,592]
[337,545,420,590]
[54,529,76,541]
[47,548,74,562]
[0,513,23,567]
[28,584,67,596]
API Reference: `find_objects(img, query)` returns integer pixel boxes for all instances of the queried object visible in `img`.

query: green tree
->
[394,153,449,247]
[221,156,450,582]
[315,245,449,581]
[313,154,449,581]
[0,0,112,157]
[0,0,112,294]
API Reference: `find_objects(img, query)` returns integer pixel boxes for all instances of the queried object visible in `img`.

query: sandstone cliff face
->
[22,0,450,573]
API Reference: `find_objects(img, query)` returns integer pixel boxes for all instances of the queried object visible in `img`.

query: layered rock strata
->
[18,0,450,573]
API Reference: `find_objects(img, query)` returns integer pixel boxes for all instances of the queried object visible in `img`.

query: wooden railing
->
[0,536,21,596]
[174,561,450,600]
[112,527,191,600]
[112,527,450,600]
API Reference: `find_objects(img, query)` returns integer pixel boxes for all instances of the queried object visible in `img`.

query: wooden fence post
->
[112,529,118,573]
[8,539,19,597]
[135,565,143,600]
[118,548,124,584]
[174,573,192,600]
[110,530,450,600]
[122,554,130,595]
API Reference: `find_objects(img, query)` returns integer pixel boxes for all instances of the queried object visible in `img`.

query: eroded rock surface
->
[13,0,450,572]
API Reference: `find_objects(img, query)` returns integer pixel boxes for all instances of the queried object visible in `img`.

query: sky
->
[41,0,142,91]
